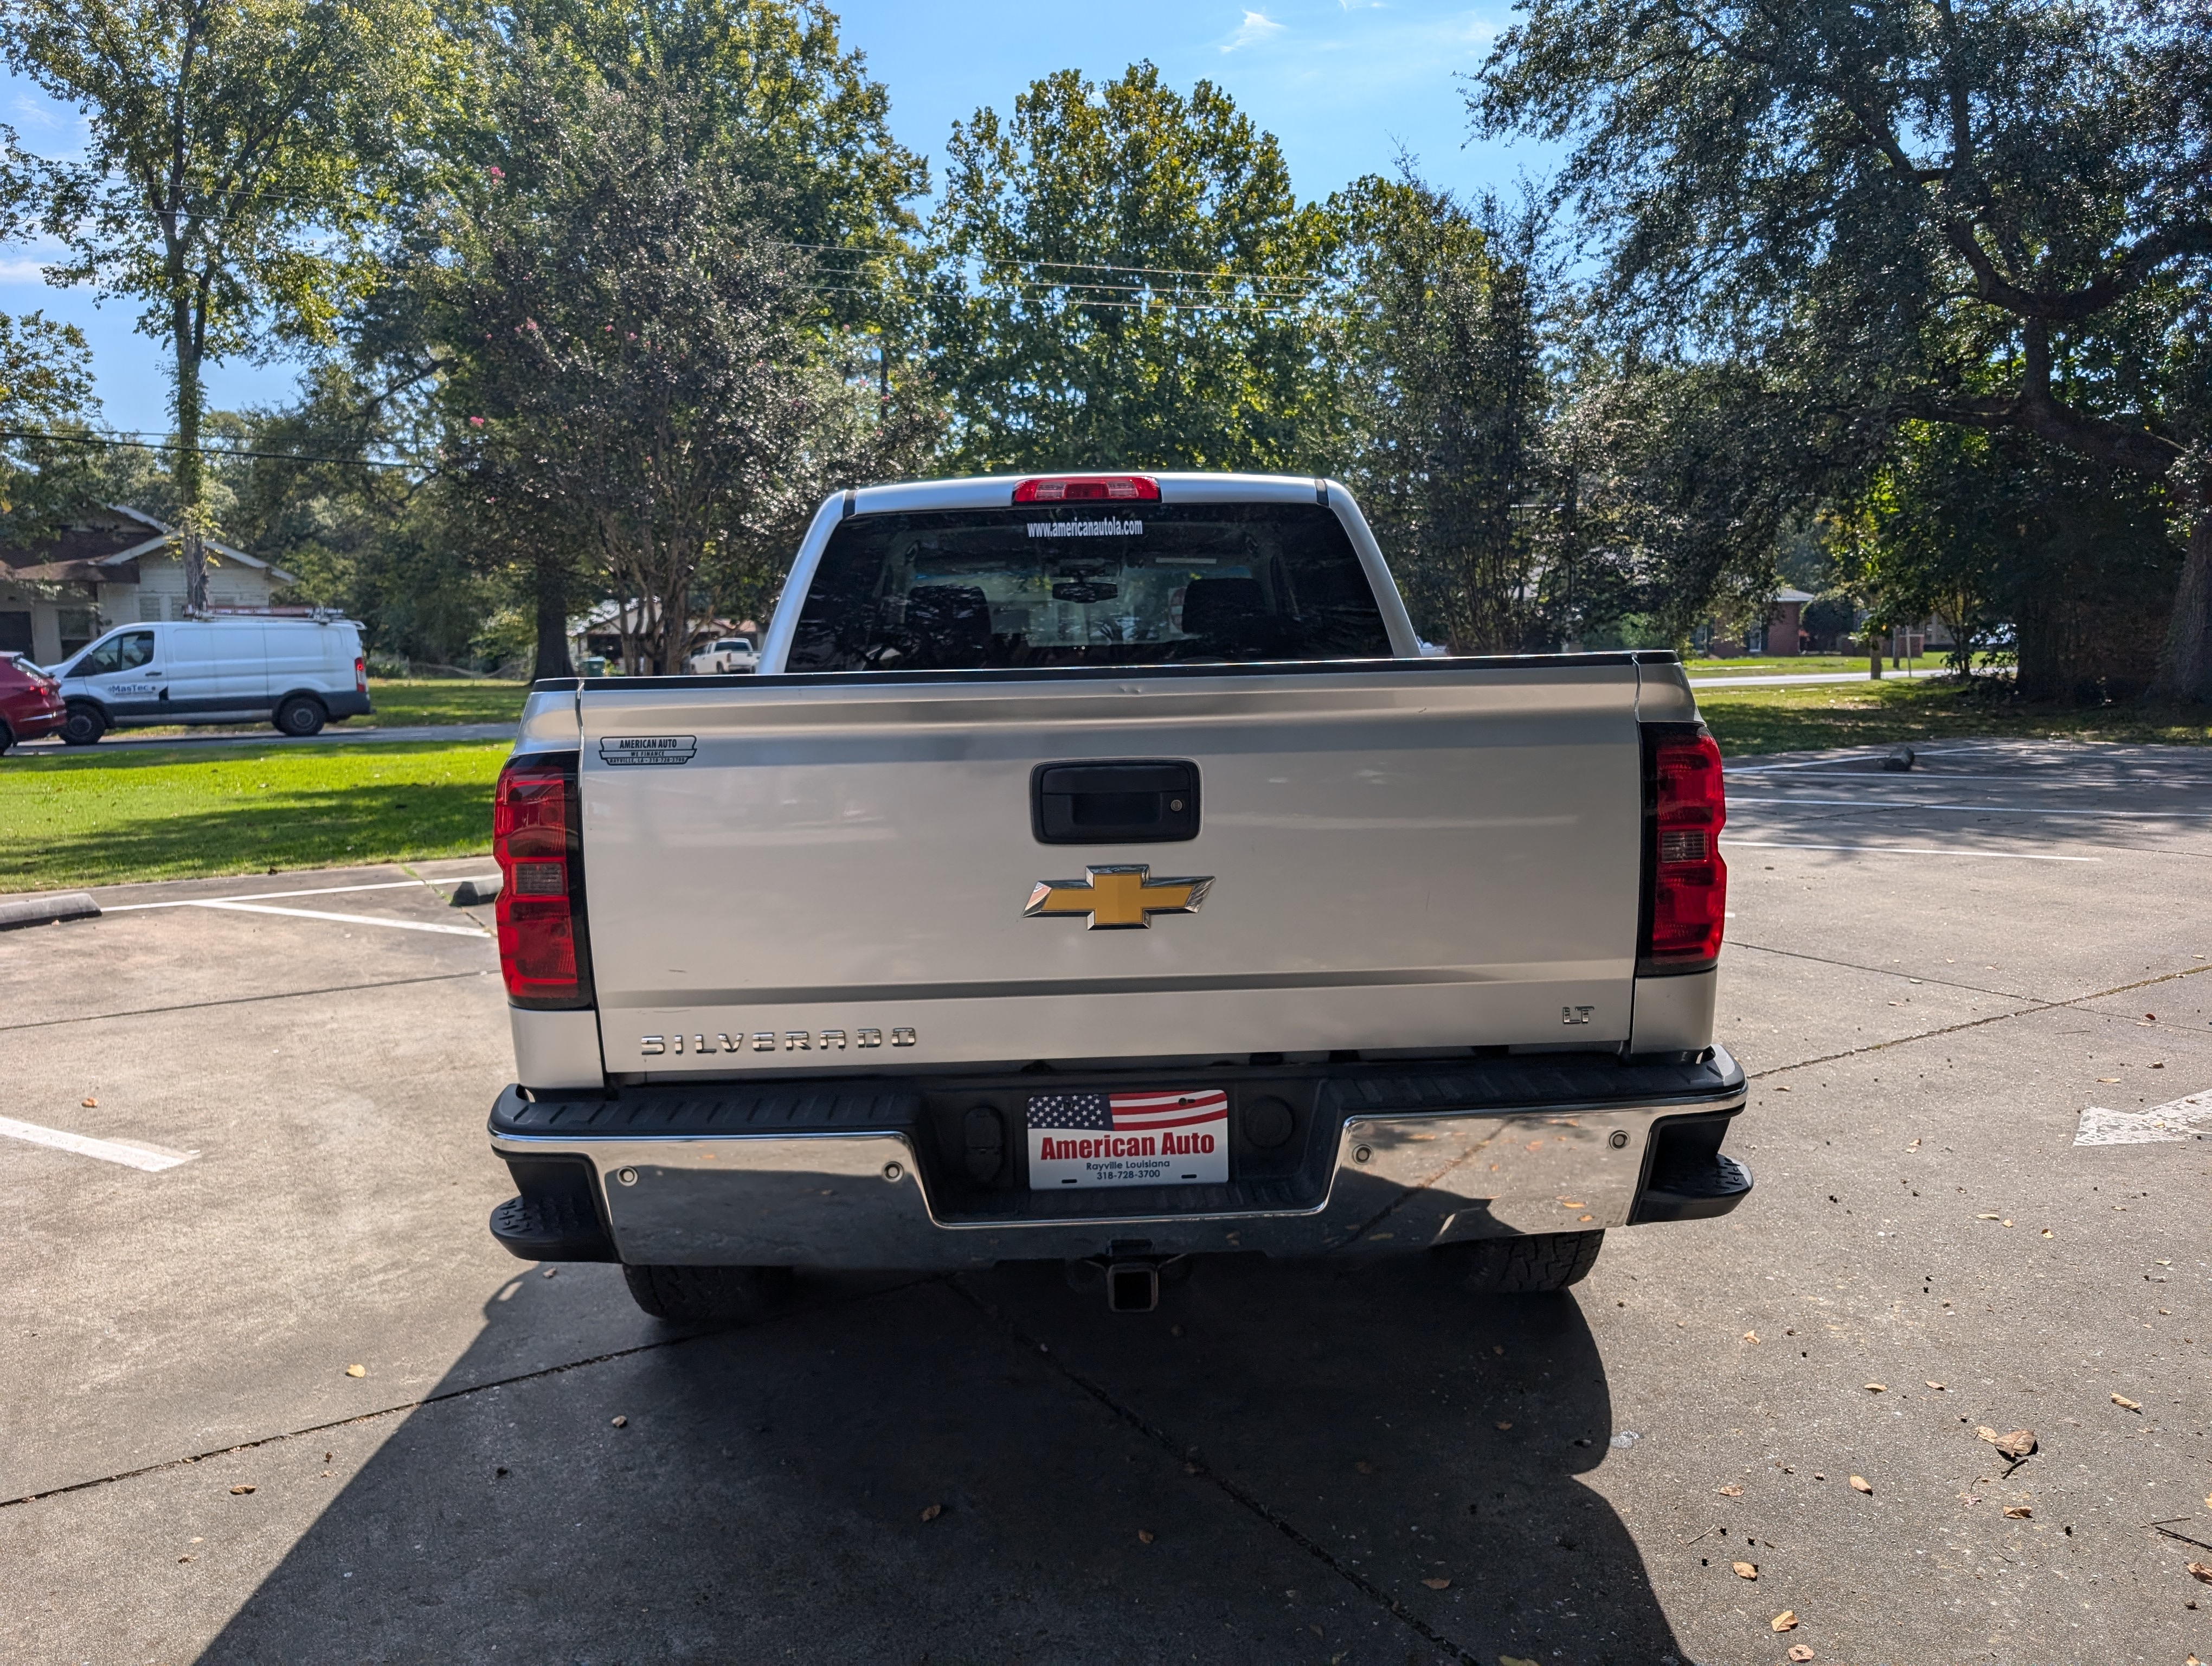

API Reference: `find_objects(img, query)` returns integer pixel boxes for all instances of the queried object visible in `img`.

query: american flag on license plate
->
[1027,1089,1229,1133]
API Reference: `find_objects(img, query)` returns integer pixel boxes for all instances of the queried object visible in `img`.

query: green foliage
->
[1545,356,1804,647]
[1326,175,1549,652]
[425,43,928,675]
[0,0,458,606]
[1844,422,2182,695]
[923,63,1328,473]
[1472,0,2212,690]
[0,308,99,532]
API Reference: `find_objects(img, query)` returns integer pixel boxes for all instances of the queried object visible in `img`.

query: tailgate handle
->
[1032,760,1199,844]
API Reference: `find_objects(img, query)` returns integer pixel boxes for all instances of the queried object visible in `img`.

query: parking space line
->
[102,876,499,913]
[1723,838,2099,863]
[0,1115,198,1171]
[184,900,490,937]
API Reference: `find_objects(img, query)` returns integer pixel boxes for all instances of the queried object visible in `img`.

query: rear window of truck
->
[786,502,1391,672]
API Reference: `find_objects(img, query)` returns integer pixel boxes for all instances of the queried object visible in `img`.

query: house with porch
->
[0,505,295,664]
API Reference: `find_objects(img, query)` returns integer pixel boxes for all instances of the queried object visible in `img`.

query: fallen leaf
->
[1771,1609,1799,1631]
[228,1484,254,1495]
[1991,1429,2036,1458]
[2189,1563,2212,1585]
[1906,1138,1920,1150]
[2041,1229,2054,1238]
[1976,1212,2001,1220]
[610,1415,627,1428]
[1975,1425,1998,1441]
[1716,1483,1744,1497]
[1926,1381,1946,1390]
[2003,1505,2032,1519]
[177,1554,194,1562]
[1789,1647,1817,1663]
[1495,1421,1512,1431]
[1502,1657,1540,1666]
[1864,1382,1887,1393]
[1742,1330,1760,1344]
[1733,1561,1759,1579]
[2112,1393,2142,1411]
[1137,1528,1156,1545]
[344,1364,365,1378]
[2098,1078,2121,1084]
[2002,1219,2014,1227]
[1774,1085,1791,1092]
[919,1503,943,1522]
[1849,1476,1873,1494]
[1422,1577,1451,1590]
[82,1097,97,1107]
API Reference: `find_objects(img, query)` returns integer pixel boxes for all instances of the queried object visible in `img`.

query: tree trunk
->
[172,330,209,615]
[2156,503,2212,702]
[532,549,574,681]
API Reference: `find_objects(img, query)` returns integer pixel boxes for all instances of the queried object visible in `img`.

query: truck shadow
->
[203,1253,1683,1665]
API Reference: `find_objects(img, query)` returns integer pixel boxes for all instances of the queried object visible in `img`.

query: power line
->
[0,430,420,469]
[780,240,1327,293]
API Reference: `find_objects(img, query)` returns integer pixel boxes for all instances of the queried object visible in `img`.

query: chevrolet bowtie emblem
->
[1024,864,1213,930]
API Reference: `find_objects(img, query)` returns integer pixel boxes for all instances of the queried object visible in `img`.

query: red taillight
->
[494,754,591,1005]
[1012,475,1160,504]
[355,655,367,693]
[1641,728,1727,971]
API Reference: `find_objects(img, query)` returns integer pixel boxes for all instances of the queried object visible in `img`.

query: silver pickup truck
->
[484,472,1750,1319]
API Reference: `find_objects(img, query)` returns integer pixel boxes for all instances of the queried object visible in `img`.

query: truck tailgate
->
[576,662,1648,1073]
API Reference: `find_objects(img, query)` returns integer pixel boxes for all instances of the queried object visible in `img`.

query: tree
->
[0,0,453,612]
[1846,422,2181,693]
[0,309,99,533]
[1326,175,1549,651]
[923,63,1329,472]
[430,59,928,676]
[1473,0,2212,694]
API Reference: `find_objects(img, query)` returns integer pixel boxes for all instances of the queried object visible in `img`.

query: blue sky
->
[0,1,1535,434]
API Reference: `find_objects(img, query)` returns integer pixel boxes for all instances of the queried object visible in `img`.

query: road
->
[12,721,518,752]
[2,741,2207,1665]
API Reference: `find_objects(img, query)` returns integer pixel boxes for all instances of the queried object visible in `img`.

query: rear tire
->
[622,1263,793,1324]
[1436,1230,1604,1295]
[273,694,326,736]
[60,703,106,746]
[0,719,13,755]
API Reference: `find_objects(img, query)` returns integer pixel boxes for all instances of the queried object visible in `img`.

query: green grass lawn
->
[0,739,509,893]
[92,677,532,740]
[359,677,532,725]
[1697,674,2212,756]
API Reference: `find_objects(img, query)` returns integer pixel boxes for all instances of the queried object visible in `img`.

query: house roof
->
[0,504,295,585]
[1773,587,1818,604]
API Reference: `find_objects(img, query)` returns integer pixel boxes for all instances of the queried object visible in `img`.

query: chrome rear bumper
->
[487,1050,1748,1269]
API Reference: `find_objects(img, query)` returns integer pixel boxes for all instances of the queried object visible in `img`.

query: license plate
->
[1027,1088,1229,1188]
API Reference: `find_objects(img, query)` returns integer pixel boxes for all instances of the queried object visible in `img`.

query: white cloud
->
[0,251,71,286]
[1223,9,1288,50]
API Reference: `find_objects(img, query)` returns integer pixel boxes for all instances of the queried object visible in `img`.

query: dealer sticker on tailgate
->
[1027,1090,1228,1188]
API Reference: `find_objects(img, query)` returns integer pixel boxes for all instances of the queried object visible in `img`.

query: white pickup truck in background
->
[483,472,1750,1320]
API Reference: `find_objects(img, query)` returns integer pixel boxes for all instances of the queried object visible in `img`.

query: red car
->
[0,652,66,753]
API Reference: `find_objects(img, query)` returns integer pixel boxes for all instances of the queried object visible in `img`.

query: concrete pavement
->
[2,748,2208,1665]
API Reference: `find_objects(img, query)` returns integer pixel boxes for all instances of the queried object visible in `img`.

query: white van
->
[48,615,371,744]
